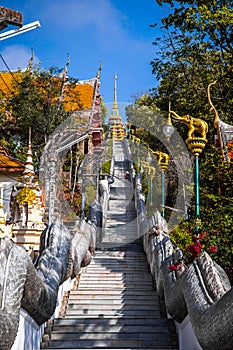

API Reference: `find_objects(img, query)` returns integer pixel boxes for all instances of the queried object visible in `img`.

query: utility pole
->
[0,6,40,40]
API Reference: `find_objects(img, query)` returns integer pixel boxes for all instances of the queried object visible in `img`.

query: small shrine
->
[11,128,45,255]
[108,75,126,140]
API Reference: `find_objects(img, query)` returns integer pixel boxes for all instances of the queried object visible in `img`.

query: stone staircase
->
[41,243,178,349]
[40,140,179,349]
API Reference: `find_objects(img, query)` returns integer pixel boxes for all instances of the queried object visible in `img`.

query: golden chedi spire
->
[108,74,126,140]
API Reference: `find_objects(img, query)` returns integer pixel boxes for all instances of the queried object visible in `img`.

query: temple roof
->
[0,146,24,172]
[0,71,24,96]
[0,71,95,112]
[63,81,94,111]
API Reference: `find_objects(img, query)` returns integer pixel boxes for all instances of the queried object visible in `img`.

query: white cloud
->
[0,45,40,71]
[36,0,155,66]
[39,0,137,48]
[41,0,126,31]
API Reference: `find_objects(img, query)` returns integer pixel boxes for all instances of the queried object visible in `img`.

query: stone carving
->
[0,71,103,349]
[0,217,96,350]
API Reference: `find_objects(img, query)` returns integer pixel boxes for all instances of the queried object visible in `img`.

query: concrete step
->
[64,310,162,317]
[86,267,149,271]
[72,280,153,287]
[66,303,161,311]
[42,332,177,341]
[68,297,159,303]
[71,279,153,288]
[79,275,152,279]
[76,288,154,292]
[51,324,171,333]
[57,314,163,319]
[52,318,172,327]
[94,255,145,258]
[83,270,150,273]
[41,338,177,349]
[70,289,157,295]
[79,274,153,280]
[79,271,151,277]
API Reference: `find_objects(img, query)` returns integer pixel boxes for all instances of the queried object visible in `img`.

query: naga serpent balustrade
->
[0,111,97,350]
[135,174,233,350]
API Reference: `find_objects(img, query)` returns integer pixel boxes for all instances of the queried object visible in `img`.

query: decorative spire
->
[27,48,34,72]
[64,53,70,76]
[108,74,126,139]
[58,54,70,107]
[113,74,119,113]
[97,60,102,79]
[23,127,35,183]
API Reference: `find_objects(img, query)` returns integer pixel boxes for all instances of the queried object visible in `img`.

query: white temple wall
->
[11,277,75,350]
[0,173,19,220]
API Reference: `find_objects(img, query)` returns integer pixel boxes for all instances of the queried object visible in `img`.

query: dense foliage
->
[151,0,233,122]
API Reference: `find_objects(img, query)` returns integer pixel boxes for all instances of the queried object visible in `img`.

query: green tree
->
[4,65,75,162]
[144,0,233,278]
[151,0,233,124]
[124,1,233,279]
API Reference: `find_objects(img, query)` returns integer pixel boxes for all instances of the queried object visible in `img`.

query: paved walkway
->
[41,140,178,350]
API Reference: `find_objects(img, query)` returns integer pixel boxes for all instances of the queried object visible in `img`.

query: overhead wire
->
[0,53,23,98]
[0,86,7,98]
[0,54,20,86]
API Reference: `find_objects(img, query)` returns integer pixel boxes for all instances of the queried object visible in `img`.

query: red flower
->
[199,231,205,240]
[169,264,177,272]
[209,245,218,253]
[186,242,203,259]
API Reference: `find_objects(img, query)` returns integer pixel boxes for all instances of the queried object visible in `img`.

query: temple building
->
[0,60,103,254]
[0,58,103,165]
[108,75,126,140]
[10,128,45,254]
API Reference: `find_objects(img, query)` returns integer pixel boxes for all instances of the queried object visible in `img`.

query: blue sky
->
[0,1,168,112]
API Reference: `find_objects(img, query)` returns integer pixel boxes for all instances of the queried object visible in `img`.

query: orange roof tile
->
[63,83,94,111]
[0,71,94,112]
[0,71,23,97]
[0,147,24,172]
